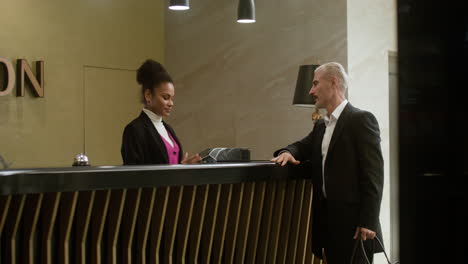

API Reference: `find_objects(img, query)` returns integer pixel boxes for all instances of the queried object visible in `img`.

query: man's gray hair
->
[315,62,349,94]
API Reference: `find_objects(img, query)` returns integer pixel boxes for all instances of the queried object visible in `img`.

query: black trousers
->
[318,198,375,264]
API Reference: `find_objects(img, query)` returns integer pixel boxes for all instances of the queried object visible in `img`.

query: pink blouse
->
[160,133,180,164]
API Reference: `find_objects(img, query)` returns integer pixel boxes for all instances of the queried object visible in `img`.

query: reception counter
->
[0,162,319,264]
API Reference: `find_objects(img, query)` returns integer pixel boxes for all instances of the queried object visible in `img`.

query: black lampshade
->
[237,0,255,23]
[293,64,319,107]
[169,0,189,10]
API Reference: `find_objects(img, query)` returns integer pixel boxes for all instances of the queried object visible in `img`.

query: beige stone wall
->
[165,0,398,262]
[164,0,348,159]
[347,0,398,262]
[0,0,164,168]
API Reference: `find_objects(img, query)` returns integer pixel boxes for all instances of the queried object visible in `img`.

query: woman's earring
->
[146,100,151,106]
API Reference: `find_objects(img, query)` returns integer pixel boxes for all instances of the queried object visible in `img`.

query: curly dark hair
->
[137,59,173,103]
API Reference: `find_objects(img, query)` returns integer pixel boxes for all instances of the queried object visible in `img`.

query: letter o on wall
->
[0,57,15,96]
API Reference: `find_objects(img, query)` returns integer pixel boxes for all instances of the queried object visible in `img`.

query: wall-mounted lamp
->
[169,0,190,10]
[293,65,319,107]
[237,0,255,23]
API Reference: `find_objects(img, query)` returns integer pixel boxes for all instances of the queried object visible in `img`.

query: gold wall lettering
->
[0,58,44,97]
[0,57,15,97]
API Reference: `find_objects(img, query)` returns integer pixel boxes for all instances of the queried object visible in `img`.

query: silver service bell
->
[72,153,90,166]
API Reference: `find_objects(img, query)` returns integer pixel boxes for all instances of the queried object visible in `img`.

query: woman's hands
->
[181,152,202,164]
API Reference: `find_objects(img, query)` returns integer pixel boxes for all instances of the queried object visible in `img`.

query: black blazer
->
[274,103,384,254]
[121,111,183,165]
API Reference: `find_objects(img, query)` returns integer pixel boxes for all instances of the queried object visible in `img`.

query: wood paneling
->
[0,179,315,263]
[41,192,61,264]
[58,192,79,264]
[245,182,266,263]
[0,195,12,237]
[200,184,221,264]
[122,188,143,264]
[256,181,277,264]
[2,194,26,264]
[176,186,197,264]
[22,193,43,264]
[224,183,244,264]
[296,180,313,264]
[188,185,209,264]
[163,186,184,264]
[136,188,156,264]
[90,190,111,264]
[267,180,287,263]
[107,189,127,264]
[75,191,96,264]
[287,180,306,263]
[211,184,233,264]
[149,186,170,264]
[235,182,255,264]
[277,180,297,264]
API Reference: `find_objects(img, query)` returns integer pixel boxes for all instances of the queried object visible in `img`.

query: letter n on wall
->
[16,59,44,97]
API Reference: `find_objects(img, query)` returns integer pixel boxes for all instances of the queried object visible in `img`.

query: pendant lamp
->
[293,65,319,107]
[169,0,189,10]
[237,0,255,23]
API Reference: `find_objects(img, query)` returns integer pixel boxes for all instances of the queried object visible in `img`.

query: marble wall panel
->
[165,0,348,159]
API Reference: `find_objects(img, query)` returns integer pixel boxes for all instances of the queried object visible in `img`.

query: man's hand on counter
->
[181,152,202,164]
[271,152,300,166]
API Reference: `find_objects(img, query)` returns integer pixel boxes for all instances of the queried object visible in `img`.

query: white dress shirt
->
[142,108,174,147]
[321,99,348,198]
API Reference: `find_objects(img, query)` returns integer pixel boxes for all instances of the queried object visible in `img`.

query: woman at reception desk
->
[121,59,201,165]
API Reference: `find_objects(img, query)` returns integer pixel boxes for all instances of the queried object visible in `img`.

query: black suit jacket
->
[121,111,183,165]
[274,103,384,255]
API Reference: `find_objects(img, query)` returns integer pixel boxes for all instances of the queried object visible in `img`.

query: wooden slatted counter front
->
[0,162,324,264]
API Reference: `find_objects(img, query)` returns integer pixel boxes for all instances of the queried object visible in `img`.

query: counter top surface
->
[0,161,276,176]
[0,161,308,195]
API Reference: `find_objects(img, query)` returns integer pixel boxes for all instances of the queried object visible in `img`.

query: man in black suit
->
[272,62,384,263]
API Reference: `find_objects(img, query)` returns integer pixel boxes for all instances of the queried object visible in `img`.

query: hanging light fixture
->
[293,65,319,107]
[237,0,255,23]
[169,0,189,10]
[294,64,324,122]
